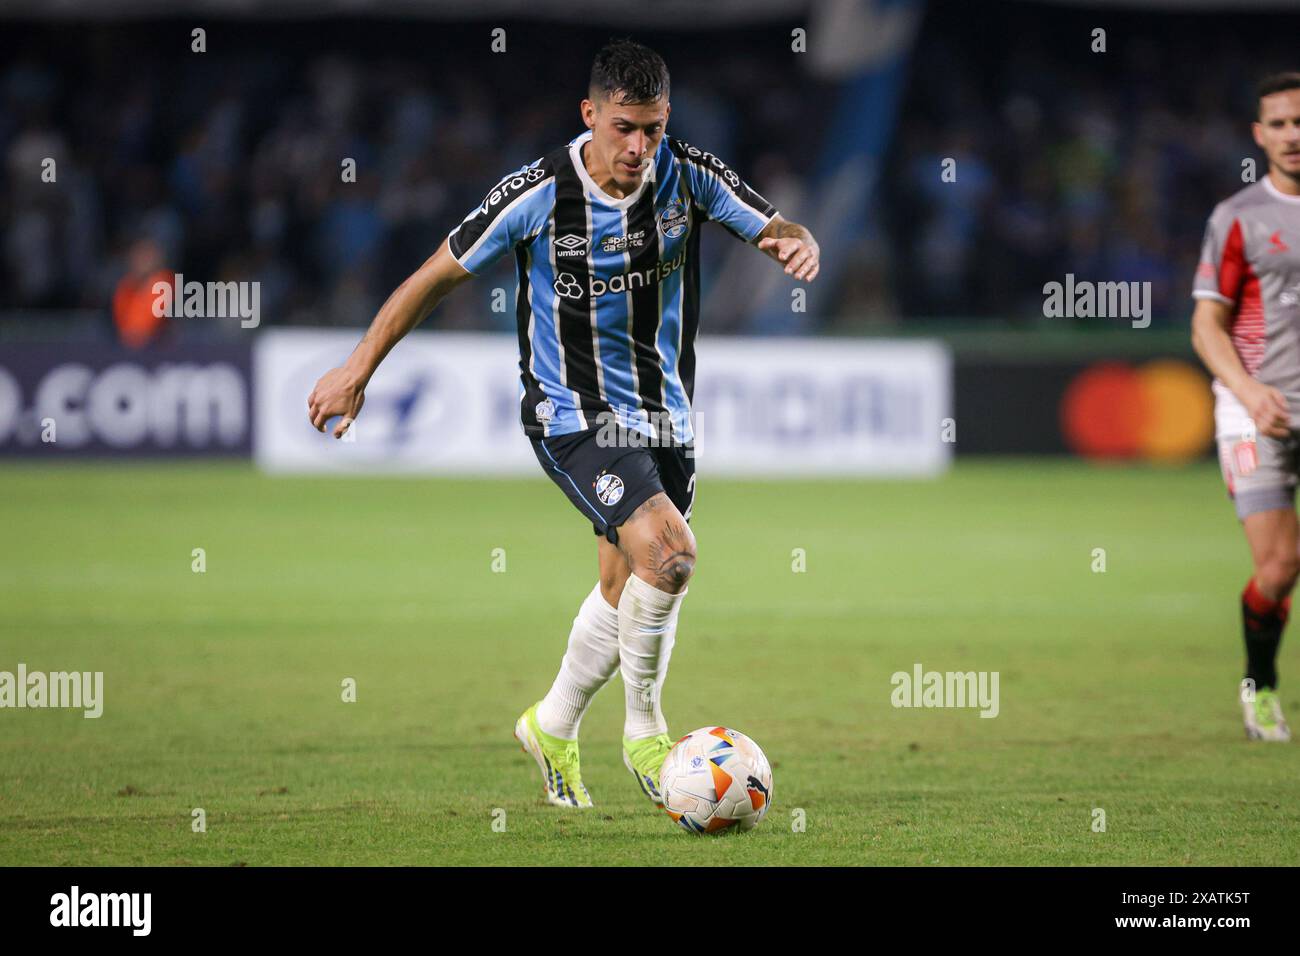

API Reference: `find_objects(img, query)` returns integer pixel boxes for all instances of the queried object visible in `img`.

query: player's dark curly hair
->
[1257,71,1300,116]
[589,39,670,105]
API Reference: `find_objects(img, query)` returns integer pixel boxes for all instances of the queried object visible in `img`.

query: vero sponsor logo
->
[681,142,741,188]
[477,165,546,216]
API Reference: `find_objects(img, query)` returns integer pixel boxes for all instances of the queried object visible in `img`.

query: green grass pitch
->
[1,459,1297,866]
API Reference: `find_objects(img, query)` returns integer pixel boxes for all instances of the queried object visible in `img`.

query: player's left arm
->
[673,140,819,283]
[756,215,820,283]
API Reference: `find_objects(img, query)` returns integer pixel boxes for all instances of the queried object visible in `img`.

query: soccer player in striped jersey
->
[1191,72,1300,742]
[307,40,820,804]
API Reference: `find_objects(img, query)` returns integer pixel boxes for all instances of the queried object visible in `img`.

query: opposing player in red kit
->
[1192,72,1300,741]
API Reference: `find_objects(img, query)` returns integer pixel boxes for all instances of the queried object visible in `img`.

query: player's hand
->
[758,236,820,282]
[1240,380,1291,439]
[307,367,366,439]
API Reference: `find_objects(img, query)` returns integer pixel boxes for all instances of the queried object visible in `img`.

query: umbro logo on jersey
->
[555,234,589,258]
[1269,230,1290,254]
[554,272,583,299]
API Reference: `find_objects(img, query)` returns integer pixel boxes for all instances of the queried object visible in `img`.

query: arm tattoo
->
[775,219,813,243]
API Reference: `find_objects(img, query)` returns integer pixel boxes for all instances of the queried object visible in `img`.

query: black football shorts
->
[530,425,696,546]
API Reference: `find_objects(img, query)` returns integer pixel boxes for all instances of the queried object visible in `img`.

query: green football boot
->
[622,732,675,806]
[514,703,593,808]
[1242,683,1292,742]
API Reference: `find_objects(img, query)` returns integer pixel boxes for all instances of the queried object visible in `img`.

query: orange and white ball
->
[658,726,773,835]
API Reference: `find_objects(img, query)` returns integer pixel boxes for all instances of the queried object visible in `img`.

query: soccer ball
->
[658,726,773,835]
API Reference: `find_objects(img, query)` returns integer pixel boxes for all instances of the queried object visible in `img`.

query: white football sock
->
[618,573,687,740]
[535,583,621,739]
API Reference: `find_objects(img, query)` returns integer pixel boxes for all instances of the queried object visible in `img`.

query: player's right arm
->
[1189,198,1290,438]
[308,239,472,437]
[308,158,554,437]
[1191,297,1289,437]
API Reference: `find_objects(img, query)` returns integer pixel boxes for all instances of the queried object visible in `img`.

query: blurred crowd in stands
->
[877,5,1296,328]
[1,7,1296,346]
[0,21,821,346]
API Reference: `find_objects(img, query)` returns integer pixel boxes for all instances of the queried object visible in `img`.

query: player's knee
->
[620,497,696,593]
[658,551,695,593]
[1257,553,1300,595]
[650,523,696,593]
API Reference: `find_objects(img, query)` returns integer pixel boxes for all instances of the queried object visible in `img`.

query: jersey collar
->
[1264,175,1300,205]
[569,130,654,210]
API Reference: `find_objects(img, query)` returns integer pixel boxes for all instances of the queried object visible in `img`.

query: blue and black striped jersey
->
[446,130,778,442]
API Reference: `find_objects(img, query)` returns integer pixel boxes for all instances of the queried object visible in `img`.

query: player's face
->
[582,93,669,189]
[1254,89,1300,179]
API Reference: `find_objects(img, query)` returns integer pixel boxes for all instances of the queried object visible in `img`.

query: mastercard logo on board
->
[1060,360,1215,462]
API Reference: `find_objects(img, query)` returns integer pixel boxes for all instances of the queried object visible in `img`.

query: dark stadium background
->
[5,0,1300,877]
[3,0,1293,461]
